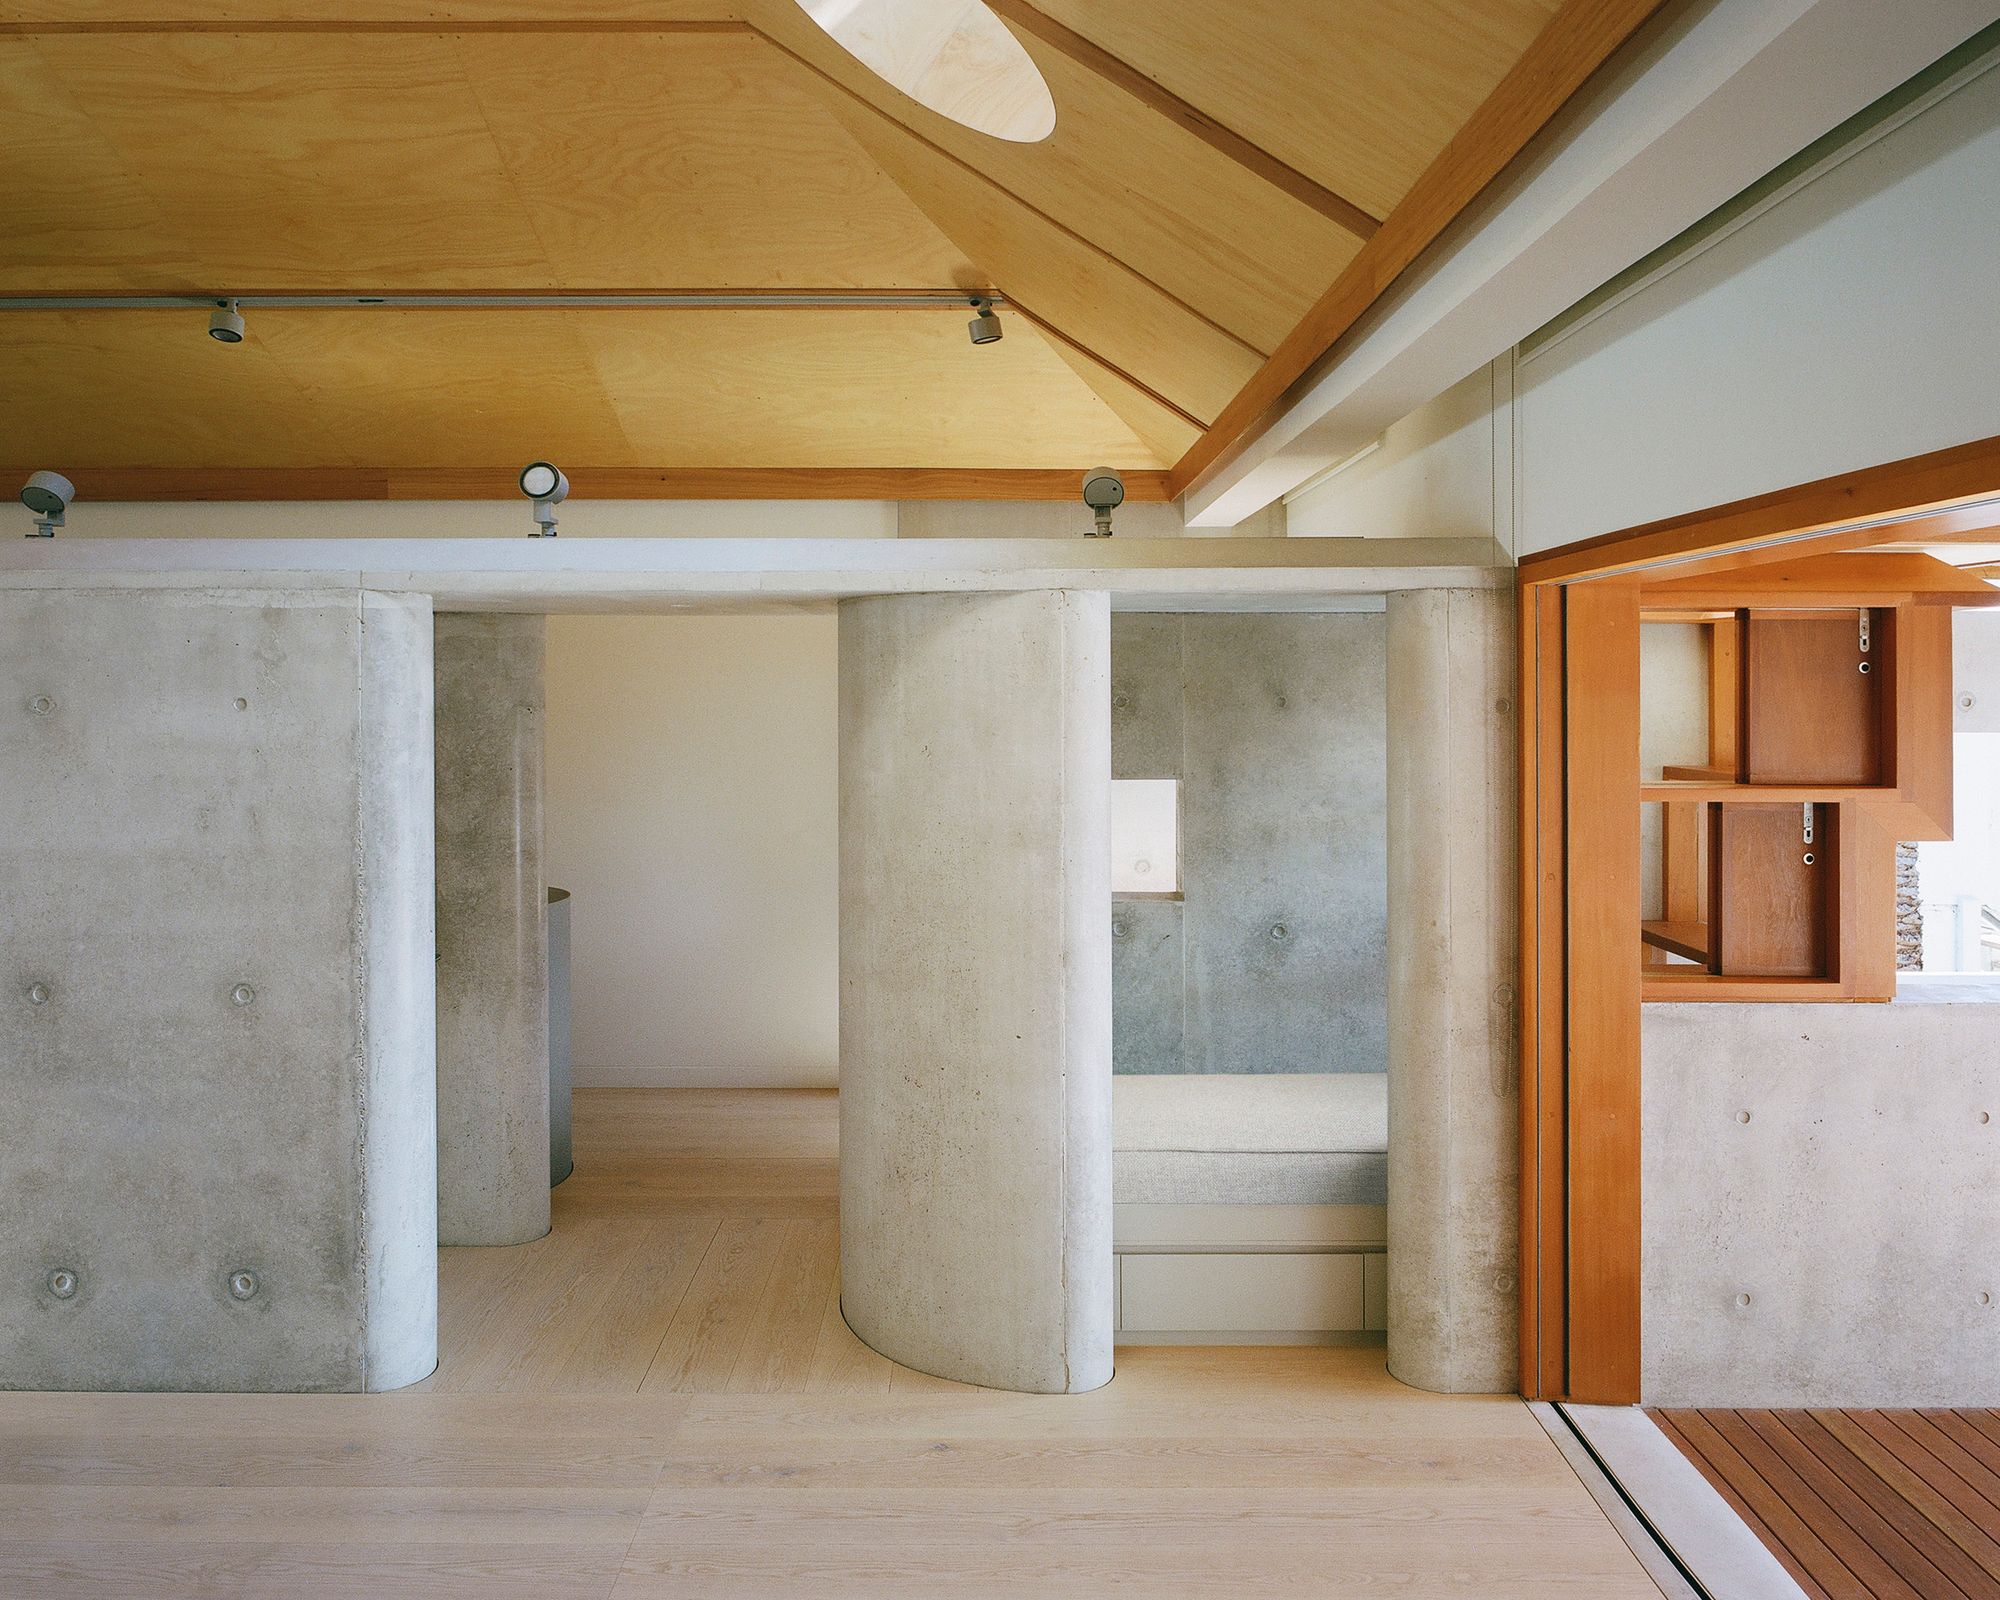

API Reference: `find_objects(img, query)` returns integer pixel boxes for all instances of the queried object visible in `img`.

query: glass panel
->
[794,0,1057,143]
[1917,732,2000,970]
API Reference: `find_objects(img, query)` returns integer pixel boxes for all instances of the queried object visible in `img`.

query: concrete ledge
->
[0,536,1507,612]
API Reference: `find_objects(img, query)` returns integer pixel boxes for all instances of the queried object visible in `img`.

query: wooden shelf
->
[1639,919,1708,964]
[1642,781,1886,803]
[1641,973,1873,1003]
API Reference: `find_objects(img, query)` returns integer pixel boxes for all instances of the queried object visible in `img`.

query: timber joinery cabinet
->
[1638,601,1953,1000]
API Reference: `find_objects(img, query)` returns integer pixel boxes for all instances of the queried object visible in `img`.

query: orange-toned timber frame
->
[1516,433,2000,1404]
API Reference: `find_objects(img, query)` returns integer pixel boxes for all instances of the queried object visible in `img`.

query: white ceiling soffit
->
[1183,0,2000,526]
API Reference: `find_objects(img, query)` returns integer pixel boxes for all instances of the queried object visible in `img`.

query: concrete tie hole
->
[46,1269,78,1300]
[1735,1293,1753,1309]
[1736,1110,1751,1124]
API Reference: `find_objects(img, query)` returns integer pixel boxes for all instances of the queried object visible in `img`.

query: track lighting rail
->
[0,290,1005,312]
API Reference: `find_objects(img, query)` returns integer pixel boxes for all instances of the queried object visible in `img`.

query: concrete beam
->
[838,591,1114,1393]
[0,589,436,1391]
[434,615,550,1248]
[1384,588,1520,1392]
[0,536,1506,613]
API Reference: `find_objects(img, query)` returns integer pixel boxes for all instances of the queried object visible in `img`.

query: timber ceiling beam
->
[1169,0,1683,502]
[0,3,1670,491]
[980,0,1381,239]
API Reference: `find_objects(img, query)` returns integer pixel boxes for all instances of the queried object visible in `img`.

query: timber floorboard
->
[1652,1405,2000,1600]
[0,1089,1661,1597]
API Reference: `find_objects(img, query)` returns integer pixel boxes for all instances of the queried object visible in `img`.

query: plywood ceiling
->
[0,0,1669,495]
[0,307,1174,468]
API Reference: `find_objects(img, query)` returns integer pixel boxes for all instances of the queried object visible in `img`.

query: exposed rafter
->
[0,1,1677,490]
[1171,0,1679,500]
[981,0,1381,239]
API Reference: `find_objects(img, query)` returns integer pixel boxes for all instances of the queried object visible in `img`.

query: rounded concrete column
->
[434,613,550,1247]
[1385,587,1519,1393]
[838,590,1113,1394]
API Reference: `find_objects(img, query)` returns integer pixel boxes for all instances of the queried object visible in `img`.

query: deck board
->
[1653,1404,2000,1600]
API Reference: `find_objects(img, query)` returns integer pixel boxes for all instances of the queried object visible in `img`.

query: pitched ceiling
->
[0,0,1667,500]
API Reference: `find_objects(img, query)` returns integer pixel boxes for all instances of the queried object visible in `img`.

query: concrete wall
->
[0,589,436,1391]
[838,590,1113,1393]
[1110,613,1387,1075]
[543,614,840,1088]
[1954,608,2000,735]
[1643,993,2000,1407]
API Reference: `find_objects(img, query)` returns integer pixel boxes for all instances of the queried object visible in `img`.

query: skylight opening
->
[795,0,1058,144]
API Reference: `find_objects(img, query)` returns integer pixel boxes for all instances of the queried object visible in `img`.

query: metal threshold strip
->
[1534,1402,1809,1599]
[0,290,1004,312]
[1536,1402,1711,1598]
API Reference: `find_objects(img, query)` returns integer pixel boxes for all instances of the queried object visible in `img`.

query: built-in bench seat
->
[1111,1073,1388,1343]
[1112,1072,1386,1206]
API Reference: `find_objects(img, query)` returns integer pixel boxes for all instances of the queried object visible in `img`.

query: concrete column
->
[0,589,436,1392]
[434,614,550,1247]
[1385,587,1519,1393]
[838,591,1113,1394]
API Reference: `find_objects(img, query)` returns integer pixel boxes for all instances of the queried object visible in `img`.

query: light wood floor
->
[0,1089,1661,1597]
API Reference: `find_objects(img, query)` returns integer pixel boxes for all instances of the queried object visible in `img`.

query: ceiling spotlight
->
[208,298,245,343]
[20,470,73,538]
[519,461,569,537]
[967,296,1003,346]
[1082,467,1124,538]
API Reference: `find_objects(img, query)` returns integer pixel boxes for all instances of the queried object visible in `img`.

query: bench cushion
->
[1112,1073,1387,1206]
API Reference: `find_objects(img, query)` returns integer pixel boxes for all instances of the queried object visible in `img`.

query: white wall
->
[1284,364,1505,544]
[1515,49,2000,555]
[544,614,840,1087]
[55,499,900,539]
[1638,623,1708,921]
[1287,47,2000,559]
[46,494,1270,541]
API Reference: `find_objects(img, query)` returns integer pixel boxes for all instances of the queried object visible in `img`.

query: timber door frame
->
[1516,433,2000,1404]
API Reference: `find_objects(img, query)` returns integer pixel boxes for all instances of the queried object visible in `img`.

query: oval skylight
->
[796,0,1057,143]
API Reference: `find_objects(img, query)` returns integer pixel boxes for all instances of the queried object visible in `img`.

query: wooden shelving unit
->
[1638,600,1954,1001]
